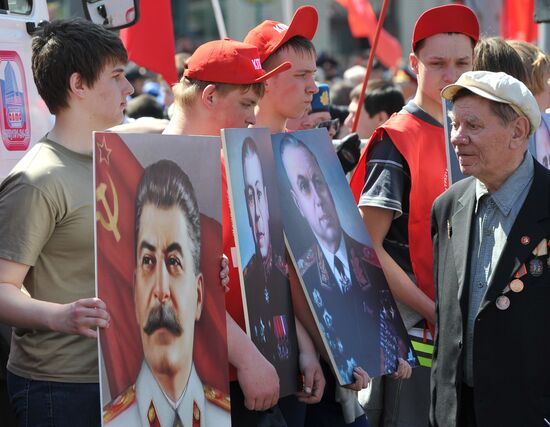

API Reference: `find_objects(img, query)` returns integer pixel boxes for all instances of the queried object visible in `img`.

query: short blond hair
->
[173,77,264,110]
[508,40,550,95]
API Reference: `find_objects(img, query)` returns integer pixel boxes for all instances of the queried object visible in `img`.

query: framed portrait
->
[94,132,230,426]
[272,129,417,385]
[222,127,299,397]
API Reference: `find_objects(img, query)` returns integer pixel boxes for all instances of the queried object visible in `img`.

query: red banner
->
[120,0,178,85]
[501,0,538,43]
[335,0,402,69]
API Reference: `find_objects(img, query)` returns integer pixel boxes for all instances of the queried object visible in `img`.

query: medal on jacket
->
[532,238,548,256]
[509,279,524,293]
[496,295,510,310]
[529,258,544,277]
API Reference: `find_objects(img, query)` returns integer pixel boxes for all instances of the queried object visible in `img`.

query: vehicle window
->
[2,0,32,14]
[46,0,86,20]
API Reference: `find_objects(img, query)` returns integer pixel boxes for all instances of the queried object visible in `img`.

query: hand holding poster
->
[272,129,417,385]
[94,132,230,427]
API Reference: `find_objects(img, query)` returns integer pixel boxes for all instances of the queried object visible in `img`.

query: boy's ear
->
[201,84,218,108]
[69,72,86,98]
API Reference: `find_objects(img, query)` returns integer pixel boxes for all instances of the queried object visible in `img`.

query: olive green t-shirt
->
[0,137,97,383]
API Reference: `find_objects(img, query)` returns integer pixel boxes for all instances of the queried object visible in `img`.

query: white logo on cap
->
[273,23,288,33]
[251,58,262,70]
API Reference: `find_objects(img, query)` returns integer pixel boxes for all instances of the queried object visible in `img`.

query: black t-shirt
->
[358,100,442,277]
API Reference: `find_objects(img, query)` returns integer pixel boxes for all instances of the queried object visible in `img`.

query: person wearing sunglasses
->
[287,83,340,139]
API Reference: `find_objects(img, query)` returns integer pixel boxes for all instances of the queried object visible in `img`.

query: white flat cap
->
[441,71,541,135]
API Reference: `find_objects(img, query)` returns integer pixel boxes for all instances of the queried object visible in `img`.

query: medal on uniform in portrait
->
[313,288,323,308]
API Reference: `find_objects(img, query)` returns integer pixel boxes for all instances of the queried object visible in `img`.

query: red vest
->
[350,112,448,303]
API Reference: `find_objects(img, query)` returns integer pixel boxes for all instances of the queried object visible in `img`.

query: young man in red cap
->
[244,5,319,133]
[245,7,376,427]
[350,4,480,426]
[163,38,325,427]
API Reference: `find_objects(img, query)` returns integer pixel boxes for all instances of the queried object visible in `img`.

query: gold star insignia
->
[97,136,112,165]
[320,91,329,106]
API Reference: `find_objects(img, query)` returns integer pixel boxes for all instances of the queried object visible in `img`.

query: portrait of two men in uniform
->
[222,128,300,396]
[94,133,231,427]
[272,130,416,385]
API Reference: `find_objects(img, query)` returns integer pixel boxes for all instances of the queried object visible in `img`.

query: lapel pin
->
[520,235,530,245]
[532,238,548,256]
[529,258,544,277]
[447,219,452,239]
[496,295,510,310]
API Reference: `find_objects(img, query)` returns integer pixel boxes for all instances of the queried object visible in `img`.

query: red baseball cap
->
[412,4,479,52]
[185,38,291,84]
[244,5,318,63]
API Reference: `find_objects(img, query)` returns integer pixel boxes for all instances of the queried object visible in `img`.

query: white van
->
[0,0,138,180]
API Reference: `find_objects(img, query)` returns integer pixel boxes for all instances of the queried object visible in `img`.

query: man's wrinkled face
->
[135,204,203,378]
[450,95,521,186]
[282,143,341,248]
[243,152,270,259]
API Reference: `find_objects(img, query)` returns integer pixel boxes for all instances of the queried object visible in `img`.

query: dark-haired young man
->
[0,18,133,426]
[350,4,480,426]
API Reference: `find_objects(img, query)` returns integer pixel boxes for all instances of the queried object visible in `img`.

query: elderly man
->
[431,70,550,427]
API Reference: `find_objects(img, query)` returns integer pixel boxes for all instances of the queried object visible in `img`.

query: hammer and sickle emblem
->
[96,174,121,242]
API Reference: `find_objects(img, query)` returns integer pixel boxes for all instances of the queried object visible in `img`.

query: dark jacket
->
[430,159,550,427]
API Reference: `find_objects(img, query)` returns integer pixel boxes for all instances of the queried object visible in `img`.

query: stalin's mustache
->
[143,303,183,336]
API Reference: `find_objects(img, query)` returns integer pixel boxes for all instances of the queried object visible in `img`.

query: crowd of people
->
[0,2,549,427]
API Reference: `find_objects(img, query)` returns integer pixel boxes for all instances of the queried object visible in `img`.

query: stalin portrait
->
[105,160,228,427]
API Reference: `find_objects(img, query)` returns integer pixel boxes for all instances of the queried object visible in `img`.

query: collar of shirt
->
[474,153,534,215]
[137,361,205,427]
[403,100,443,128]
[318,234,350,286]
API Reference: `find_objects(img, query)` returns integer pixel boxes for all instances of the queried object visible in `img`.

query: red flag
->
[120,0,178,85]
[501,0,538,43]
[335,0,402,69]
[95,133,143,397]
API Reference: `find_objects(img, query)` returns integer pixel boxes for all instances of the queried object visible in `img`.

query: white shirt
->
[318,234,351,293]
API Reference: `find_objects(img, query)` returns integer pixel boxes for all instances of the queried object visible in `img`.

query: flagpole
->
[211,0,228,39]
[351,0,390,133]
[282,0,293,24]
